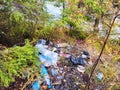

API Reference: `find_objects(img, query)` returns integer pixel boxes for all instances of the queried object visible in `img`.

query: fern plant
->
[0,40,40,87]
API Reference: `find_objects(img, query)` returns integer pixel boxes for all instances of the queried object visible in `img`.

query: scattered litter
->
[57,43,69,48]
[77,65,85,73]
[39,52,59,66]
[67,44,71,50]
[70,55,86,66]
[51,68,58,76]
[41,65,52,89]
[30,39,92,90]
[38,39,47,45]
[36,42,60,66]
[70,51,90,66]
[32,81,40,90]
[88,60,93,65]
[52,47,57,52]
[59,53,71,58]
[82,51,90,58]
[97,72,103,81]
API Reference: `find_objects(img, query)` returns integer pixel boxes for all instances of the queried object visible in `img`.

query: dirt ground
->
[0,40,114,90]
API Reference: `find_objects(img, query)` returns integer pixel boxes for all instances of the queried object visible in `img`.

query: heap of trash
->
[27,39,93,90]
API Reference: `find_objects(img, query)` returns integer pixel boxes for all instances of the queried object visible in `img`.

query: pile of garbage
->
[28,39,93,90]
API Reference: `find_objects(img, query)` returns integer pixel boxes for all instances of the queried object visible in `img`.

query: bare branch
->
[102,21,111,28]
[86,14,120,90]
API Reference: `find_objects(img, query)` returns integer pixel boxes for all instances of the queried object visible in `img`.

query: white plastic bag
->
[36,44,60,66]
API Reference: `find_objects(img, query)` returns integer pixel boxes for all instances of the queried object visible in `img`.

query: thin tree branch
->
[86,14,120,90]
[102,21,111,28]
[20,74,35,90]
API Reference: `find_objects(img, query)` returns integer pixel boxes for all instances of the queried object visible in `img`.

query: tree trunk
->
[94,16,100,32]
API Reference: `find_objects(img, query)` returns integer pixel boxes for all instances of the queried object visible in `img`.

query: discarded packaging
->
[52,80,61,85]
[37,44,59,66]
[88,60,93,65]
[51,68,58,76]
[57,43,69,48]
[83,51,90,57]
[36,42,48,51]
[81,51,90,59]
[70,55,86,66]
[67,44,71,50]
[52,76,63,85]
[70,51,90,66]
[52,47,57,52]
[34,39,91,90]
[97,73,103,81]
[41,65,52,89]
[77,65,85,73]
[38,39,46,45]
[59,53,71,58]
[32,81,40,90]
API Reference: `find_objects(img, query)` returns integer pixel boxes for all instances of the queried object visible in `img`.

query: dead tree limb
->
[86,14,120,90]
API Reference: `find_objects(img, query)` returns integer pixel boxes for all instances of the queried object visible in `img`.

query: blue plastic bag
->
[41,65,52,89]
[32,81,40,90]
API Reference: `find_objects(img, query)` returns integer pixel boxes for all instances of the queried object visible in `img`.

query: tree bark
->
[94,16,100,32]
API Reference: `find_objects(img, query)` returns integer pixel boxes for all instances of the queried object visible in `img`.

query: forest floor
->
[0,39,116,90]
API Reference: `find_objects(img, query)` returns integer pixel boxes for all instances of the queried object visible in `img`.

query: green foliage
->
[10,11,25,23]
[85,0,106,14]
[61,3,88,40]
[0,0,49,45]
[69,29,88,39]
[38,25,55,40]
[36,22,69,41]
[0,40,40,87]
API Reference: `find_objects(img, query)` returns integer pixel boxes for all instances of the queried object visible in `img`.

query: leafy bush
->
[38,25,55,40]
[0,0,48,46]
[69,29,88,39]
[62,6,88,40]
[0,40,40,87]
[36,20,70,41]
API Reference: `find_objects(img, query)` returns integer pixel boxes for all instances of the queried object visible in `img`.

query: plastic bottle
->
[97,73,103,81]
[41,65,52,89]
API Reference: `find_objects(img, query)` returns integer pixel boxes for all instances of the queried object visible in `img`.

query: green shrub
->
[69,29,88,39]
[38,25,55,40]
[0,40,40,87]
